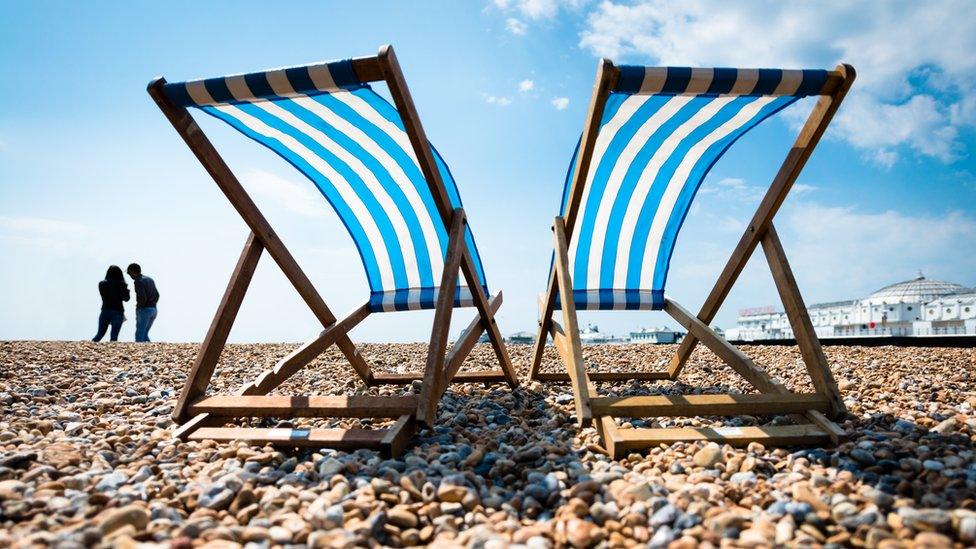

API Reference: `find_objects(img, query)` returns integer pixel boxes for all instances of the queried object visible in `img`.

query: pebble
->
[692,442,723,468]
[0,341,973,547]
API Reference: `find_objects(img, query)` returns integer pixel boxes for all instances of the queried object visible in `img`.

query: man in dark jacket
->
[127,263,159,342]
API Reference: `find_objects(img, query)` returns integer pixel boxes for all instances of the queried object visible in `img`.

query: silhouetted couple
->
[92,263,159,342]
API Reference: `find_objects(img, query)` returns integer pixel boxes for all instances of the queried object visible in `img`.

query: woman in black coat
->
[92,265,130,342]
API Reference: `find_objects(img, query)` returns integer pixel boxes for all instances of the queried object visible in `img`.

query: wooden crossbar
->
[609,424,830,454]
[535,371,671,382]
[373,370,508,384]
[188,395,418,418]
[591,393,829,417]
[188,416,416,458]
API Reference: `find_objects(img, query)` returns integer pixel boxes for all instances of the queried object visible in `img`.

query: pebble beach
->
[1,340,974,548]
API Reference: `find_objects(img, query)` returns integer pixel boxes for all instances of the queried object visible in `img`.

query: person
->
[92,265,130,342]
[127,263,159,342]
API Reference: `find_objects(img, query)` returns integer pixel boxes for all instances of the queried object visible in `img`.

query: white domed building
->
[730,274,976,340]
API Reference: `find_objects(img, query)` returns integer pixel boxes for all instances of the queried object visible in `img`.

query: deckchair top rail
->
[611,65,843,97]
[162,57,385,107]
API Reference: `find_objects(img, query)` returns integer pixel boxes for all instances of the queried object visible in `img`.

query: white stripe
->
[224,76,251,102]
[730,69,759,95]
[382,291,397,311]
[639,67,669,94]
[584,96,692,291]
[638,97,777,288]
[567,95,650,283]
[212,104,396,290]
[612,97,738,289]
[185,81,215,106]
[773,70,803,96]
[291,94,445,283]
[265,69,292,97]
[685,68,714,94]
[331,92,421,165]
[251,100,424,288]
[307,64,338,92]
[407,288,422,311]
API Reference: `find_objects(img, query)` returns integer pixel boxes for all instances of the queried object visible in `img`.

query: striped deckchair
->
[149,45,518,457]
[531,60,855,457]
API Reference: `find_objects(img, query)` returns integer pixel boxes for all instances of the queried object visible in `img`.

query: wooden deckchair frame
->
[530,59,855,458]
[148,45,518,457]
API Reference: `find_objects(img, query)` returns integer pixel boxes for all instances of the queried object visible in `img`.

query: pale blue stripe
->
[572,94,660,290]
[596,96,704,289]
[275,97,436,289]
[199,105,385,290]
[651,95,798,289]
[626,96,760,289]
[234,101,410,291]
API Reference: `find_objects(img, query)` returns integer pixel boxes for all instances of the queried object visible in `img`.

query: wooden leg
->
[174,232,263,423]
[530,272,557,380]
[552,217,592,427]
[440,293,505,390]
[761,224,846,418]
[417,209,466,426]
[459,247,519,388]
[380,415,417,458]
[666,64,856,379]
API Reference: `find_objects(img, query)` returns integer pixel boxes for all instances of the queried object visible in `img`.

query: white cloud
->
[578,0,976,167]
[505,17,528,35]
[496,0,589,33]
[782,203,976,296]
[484,94,513,107]
[0,215,92,254]
[241,169,328,217]
[551,96,570,110]
[519,79,535,92]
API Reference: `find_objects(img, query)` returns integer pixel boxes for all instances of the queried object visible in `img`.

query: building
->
[729,274,976,340]
[630,326,685,344]
[579,324,629,344]
[506,331,536,344]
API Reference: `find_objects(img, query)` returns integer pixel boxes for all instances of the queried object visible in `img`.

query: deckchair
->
[148,45,518,457]
[530,60,855,458]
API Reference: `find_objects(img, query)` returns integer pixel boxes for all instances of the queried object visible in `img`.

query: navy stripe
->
[329,59,360,88]
[285,66,317,95]
[706,68,737,95]
[796,69,828,96]
[615,65,646,94]
[244,72,275,99]
[162,83,194,106]
[203,78,234,104]
[661,67,693,94]
[752,69,782,95]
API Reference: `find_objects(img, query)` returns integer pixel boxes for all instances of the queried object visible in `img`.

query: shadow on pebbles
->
[0,341,974,547]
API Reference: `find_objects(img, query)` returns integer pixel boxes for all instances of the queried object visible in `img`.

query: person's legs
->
[143,307,157,342]
[108,311,124,342]
[92,310,111,342]
[135,309,149,342]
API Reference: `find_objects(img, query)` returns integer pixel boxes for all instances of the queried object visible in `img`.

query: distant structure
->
[506,331,536,345]
[579,324,629,344]
[630,326,685,344]
[729,273,976,340]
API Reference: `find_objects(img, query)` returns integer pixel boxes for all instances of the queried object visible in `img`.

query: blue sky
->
[1,1,974,343]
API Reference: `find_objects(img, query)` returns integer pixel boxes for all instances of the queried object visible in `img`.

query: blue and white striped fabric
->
[164,59,489,313]
[557,66,828,311]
